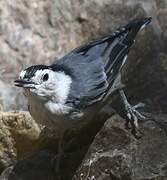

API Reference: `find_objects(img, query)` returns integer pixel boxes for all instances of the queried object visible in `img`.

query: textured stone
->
[0,111,40,172]
[0,109,113,180]
[74,114,167,180]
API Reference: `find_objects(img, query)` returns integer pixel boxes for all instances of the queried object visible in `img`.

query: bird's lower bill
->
[14,79,35,89]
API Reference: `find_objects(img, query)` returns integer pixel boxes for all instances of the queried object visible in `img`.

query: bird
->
[14,17,151,173]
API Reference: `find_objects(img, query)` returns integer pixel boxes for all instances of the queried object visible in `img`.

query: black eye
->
[43,73,49,81]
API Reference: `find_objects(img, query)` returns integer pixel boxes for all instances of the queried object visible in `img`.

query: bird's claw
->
[125,102,146,139]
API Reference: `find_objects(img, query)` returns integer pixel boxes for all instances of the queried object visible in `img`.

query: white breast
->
[27,93,71,134]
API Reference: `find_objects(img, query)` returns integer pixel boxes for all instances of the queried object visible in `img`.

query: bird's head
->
[14,65,72,103]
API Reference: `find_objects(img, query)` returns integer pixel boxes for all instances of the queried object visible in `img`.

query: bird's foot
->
[124,102,146,139]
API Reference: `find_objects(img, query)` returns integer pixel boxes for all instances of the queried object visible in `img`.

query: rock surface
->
[0,109,113,180]
[0,111,40,173]
[74,114,167,180]
[0,0,167,180]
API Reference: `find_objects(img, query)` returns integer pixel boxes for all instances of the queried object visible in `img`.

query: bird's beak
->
[14,79,36,89]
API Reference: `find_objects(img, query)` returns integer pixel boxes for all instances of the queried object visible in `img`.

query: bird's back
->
[52,17,152,110]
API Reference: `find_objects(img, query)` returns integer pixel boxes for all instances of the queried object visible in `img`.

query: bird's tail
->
[103,17,152,97]
[121,17,152,46]
[104,17,152,74]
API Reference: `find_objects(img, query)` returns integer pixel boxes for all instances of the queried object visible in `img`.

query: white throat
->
[51,71,72,104]
[25,70,72,116]
[44,71,72,115]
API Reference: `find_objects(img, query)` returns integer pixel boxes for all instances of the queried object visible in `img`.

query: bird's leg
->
[119,89,146,138]
[56,135,64,173]
[54,131,67,179]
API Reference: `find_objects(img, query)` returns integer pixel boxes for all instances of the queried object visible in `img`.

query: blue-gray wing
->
[52,17,151,109]
[52,50,108,108]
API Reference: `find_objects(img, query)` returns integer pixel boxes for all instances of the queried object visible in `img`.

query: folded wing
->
[53,17,152,109]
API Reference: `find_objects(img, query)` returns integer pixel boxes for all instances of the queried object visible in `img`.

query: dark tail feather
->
[104,17,152,88]
[126,17,152,30]
[122,17,152,45]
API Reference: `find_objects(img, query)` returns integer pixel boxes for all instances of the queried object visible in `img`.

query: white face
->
[17,69,72,104]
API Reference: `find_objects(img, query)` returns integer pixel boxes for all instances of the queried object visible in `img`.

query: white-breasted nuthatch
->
[14,17,151,162]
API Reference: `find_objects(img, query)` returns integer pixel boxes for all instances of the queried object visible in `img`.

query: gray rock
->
[75,114,167,180]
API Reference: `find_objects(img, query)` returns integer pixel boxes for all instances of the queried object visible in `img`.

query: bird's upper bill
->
[14,79,36,89]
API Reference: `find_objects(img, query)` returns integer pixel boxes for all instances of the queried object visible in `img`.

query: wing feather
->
[52,17,151,109]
